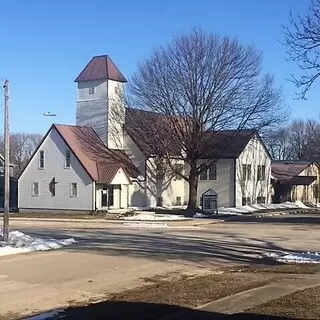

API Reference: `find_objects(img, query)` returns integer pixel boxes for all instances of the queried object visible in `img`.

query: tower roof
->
[74,55,127,83]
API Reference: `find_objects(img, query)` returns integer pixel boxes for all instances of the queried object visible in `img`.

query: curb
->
[8,217,225,226]
[8,217,121,223]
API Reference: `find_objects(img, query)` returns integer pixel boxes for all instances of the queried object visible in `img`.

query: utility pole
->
[3,80,9,242]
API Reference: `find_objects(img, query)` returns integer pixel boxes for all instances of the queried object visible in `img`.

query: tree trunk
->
[186,164,198,214]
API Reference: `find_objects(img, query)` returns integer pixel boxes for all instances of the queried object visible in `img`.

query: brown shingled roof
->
[54,124,138,183]
[74,55,127,83]
[271,161,313,181]
[124,108,259,159]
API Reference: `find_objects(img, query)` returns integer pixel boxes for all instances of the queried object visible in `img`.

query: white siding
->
[108,80,125,149]
[235,136,271,206]
[145,158,185,208]
[76,79,125,149]
[111,168,130,185]
[123,132,146,175]
[19,128,94,211]
[123,132,147,207]
[184,159,235,208]
[76,80,108,145]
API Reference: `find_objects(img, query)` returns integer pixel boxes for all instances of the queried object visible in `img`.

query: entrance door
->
[101,185,114,208]
[203,195,217,212]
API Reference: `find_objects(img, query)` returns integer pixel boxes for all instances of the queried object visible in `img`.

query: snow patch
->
[0,230,76,257]
[121,212,188,221]
[122,222,203,229]
[194,201,310,218]
[266,251,320,264]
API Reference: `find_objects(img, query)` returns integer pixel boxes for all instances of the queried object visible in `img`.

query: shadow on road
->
[220,214,320,225]
[19,226,296,266]
[38,300,292,320]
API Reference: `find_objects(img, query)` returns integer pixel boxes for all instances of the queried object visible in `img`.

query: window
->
[39,150,44,169]
[65,150,71,168]
[89,86,95,94]
[70,182,78,197]
[257,165,266,181]
[115,86,119,95]
[208,163,217,180]
[242,164,251,181]
[257,196,266,204]
[199,165,207,180]
[174,164,184,180]
[242,197,251,206]
[32,182,39,197]
[176,196,182,206]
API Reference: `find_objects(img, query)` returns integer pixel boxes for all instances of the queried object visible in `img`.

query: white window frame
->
[65,149,71,168]
[38,150,45,169]
[32,182,39,197]
[70,182,78,197]
[89,86,95,95]
[208,163,217,180]
[242,164,251,181]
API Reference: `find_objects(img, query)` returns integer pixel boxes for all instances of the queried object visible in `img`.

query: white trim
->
[31,181,39,197]
[70,182,78,197]
[65,149,71,169]
[38,150,45,169]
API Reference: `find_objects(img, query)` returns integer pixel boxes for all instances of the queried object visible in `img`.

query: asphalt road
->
[0,214,319,318]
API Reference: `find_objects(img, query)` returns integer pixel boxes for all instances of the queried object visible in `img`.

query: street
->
[0,215,320,318]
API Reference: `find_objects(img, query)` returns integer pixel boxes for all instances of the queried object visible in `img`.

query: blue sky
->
[0,0,318,134]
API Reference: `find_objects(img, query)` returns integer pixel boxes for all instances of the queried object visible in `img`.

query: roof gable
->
[271,161,316,180]
[19,124,139,183]
[124,108,262,159]
[74,55,127,83]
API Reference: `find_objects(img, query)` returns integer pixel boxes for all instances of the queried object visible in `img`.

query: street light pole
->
[3,80,9,242]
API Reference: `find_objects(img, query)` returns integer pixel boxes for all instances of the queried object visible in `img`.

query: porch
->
[95,184,130,210]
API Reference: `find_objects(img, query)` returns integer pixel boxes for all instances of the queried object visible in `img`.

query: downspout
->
[233,159,237,207]
[92,181,96,212]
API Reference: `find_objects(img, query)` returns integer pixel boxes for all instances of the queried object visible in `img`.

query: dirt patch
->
[245,285,320,319]
[107,272,274,308]
[45,272,273,320]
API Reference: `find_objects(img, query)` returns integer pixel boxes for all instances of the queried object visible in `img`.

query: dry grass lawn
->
[246,285,320,319]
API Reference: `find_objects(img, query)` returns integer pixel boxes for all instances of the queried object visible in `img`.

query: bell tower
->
[74,55,127,149]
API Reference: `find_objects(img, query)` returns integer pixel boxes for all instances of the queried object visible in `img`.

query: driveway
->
[0,215,319,318]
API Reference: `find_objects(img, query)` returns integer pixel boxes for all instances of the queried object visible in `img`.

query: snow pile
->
[193,212,210,218]
[198,201,310,217]
[266,251,320,264]
[122,222,203,229]
[0,231,76,257]
[121,212,188,221]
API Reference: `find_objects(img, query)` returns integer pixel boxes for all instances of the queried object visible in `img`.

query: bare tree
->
[126,29,285,211]
[267,118,320,161]
[283,0,320,99]
[0,133,42,176]
[288,119,320,160]
[265,128,292,160]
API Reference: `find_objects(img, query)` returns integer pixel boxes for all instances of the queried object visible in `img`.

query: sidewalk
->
[8,217,224,226]
[198,275,320,314]
[161,274,320,319]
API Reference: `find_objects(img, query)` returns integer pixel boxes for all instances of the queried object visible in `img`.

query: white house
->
[18,55,272,212]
